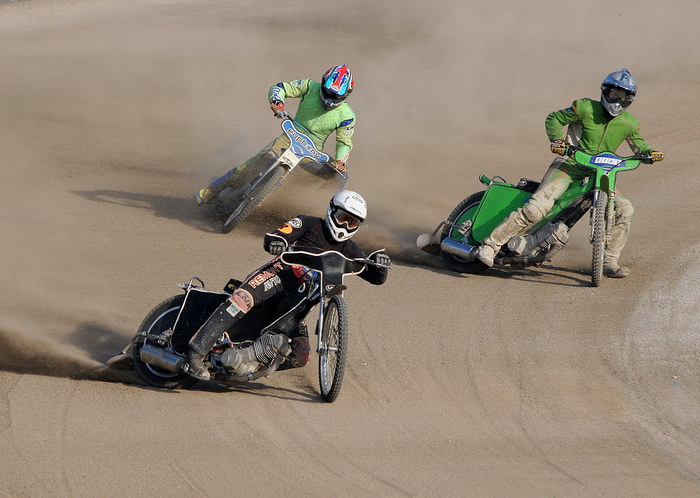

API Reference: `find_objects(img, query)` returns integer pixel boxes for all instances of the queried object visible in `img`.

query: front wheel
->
[221,166,287,234]
[590,190,608,287]
[439,191,489,274]
[131,294,197,389]
[318,295,349,403]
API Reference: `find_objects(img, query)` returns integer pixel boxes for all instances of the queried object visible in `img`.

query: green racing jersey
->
[545,98,654,169]
[269,78,356,163]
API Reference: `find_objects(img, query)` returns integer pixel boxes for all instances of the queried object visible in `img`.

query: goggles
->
[333,208,362,229]
[606,86,636,107]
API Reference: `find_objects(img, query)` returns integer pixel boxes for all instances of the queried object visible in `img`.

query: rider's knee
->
[521,199,549,225]
[289,336,310,368]
[615,198,634,224]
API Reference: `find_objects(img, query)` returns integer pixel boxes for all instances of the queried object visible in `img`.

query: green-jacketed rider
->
[475,68,665,277]
[195,64,356,206]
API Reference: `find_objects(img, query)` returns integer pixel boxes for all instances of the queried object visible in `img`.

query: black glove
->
[372,252,391,268]
[268,240,286,256]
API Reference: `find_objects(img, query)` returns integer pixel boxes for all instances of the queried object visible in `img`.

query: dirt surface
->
[1,1,698,496]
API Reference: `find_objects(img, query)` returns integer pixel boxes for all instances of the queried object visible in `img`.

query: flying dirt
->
[0,0,698,496]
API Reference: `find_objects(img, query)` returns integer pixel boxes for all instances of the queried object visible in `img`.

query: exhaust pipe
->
[440,237,477,260]
[139,344,185,373]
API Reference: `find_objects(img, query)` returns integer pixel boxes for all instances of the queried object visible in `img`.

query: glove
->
[650,150,664,163]
[372,252,391,268]
[331,160,347,173]
[270,101,285,117]
[268,240,286,256]
[550,139,567,155]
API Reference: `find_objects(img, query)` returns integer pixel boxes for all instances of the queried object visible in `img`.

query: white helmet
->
[325,190,367,242]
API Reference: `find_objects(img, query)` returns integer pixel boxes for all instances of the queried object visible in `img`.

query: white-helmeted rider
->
[185,190,390,381]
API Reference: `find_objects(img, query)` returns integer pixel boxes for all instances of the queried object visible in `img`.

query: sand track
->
[1,1,698,496]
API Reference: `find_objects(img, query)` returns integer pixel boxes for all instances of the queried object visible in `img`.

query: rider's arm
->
[335,113,355,164]
[263,215,307,253]
[342,241,389,286]
[545,100,583,142]
[625,125,654,156]
[268,79,312,105]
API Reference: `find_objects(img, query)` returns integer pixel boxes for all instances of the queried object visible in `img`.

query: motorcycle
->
[416,145,653,286]
[212,112,347,234]
[106,249,388,402]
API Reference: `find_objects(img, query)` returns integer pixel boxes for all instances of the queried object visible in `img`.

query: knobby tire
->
[221,166,287,234]
[131,294,196,389]
[439,191,489,274]
[591,190,608,287]
[318,295,349,403]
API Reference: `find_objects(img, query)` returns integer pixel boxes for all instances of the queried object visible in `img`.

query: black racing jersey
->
[264,215,386,285]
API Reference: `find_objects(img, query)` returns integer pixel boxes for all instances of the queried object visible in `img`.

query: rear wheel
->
[439,191,489,274]
[221,167,287,234]
[318,295,349,403]
[591,190,608,287]
[131,294,197,389]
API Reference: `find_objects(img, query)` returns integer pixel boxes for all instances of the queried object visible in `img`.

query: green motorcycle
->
[417,146,654,286]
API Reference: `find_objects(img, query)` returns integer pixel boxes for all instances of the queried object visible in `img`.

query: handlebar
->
[565,144,651,163]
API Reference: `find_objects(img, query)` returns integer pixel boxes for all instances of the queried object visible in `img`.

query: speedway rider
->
[185,190,391,381]
[475,68,665,278]
[195,64,356,205]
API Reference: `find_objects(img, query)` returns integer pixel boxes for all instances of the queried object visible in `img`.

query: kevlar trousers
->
[482,157,634,265]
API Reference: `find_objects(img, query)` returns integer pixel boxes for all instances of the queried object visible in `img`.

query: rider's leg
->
[185,259,298,380]
[476,158,574,266]
[603,193,634,278]
[195,135,289,205]
[185,288,256,381]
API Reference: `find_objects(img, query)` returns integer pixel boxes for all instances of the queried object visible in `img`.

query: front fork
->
[589,189,615,244]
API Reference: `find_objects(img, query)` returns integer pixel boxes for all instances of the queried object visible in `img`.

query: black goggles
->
[606,86,636,106]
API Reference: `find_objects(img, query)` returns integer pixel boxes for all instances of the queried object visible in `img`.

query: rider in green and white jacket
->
[195,65,356,205]
[475,68,665,277]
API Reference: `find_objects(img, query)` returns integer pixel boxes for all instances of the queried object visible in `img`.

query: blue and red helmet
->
[320,64,354,110]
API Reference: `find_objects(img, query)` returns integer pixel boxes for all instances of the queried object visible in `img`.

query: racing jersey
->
[269,79,356,163]
[264,215,387,285]
[545,98,654,170]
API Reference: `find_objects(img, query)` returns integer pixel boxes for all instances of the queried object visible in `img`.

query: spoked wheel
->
[221,166,287,234]
[439,191,489,274]
[590,190,608,287]
[318,295,349,403]
[131,294,196,389]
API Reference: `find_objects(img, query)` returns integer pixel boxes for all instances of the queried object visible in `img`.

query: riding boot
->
[185,301,241,381]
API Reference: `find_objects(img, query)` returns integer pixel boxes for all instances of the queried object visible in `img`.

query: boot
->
[185,348,211,381]
[603,263,630,278]
[194,187,213,206]
[475,244,495,267]
[185,300,240,380]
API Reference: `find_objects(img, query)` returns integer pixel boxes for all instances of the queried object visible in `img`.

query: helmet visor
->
[605,86,636,108]
[333,209,362,229]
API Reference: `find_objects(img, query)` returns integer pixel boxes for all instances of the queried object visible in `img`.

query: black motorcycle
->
[107,249,388,402]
